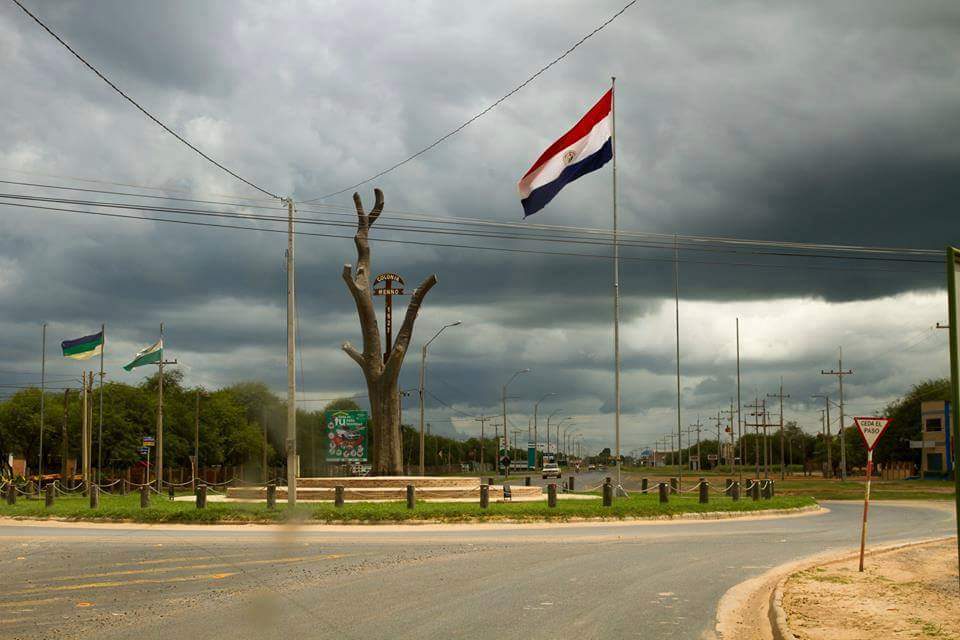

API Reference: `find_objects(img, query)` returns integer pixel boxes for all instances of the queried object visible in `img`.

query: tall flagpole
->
[38,323,46,485]
[97,323,104,484]
[674,235,683,491]
[611,77,623,494]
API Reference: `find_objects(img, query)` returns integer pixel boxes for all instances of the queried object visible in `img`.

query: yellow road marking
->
[0,597,63,608]
[41,554,345,582]
[7,572,239,596]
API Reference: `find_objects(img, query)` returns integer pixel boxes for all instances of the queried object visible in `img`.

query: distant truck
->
[542,461,562,480]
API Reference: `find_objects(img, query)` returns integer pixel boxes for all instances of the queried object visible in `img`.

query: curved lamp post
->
[533,392,556,469]
[418,321,461,475]
[500,368,530,471]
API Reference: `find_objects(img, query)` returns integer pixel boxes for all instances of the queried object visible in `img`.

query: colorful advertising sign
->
[324,410,369,462]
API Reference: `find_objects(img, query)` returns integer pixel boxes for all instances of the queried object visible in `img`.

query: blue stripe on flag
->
[521,138,612,217]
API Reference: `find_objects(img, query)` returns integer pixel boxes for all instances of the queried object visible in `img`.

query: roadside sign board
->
[852,416,892,572]
[707,454,718,461]
[909,440,935,449]
[139,447,149,455]
[142,436,155,447]
[853,417,892,451]
[324,410,369,462]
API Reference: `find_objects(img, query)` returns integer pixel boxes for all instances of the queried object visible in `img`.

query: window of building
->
[925,417,943,432]
[926,452,943,472]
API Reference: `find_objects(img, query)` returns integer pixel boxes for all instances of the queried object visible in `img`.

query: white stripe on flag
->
[519,114,612,199]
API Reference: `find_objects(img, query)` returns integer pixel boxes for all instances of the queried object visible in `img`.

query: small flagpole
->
[97,323,105,484]
[611,76,623,494]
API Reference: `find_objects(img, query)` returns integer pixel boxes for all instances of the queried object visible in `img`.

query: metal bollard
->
[89,484,99,509]
[602,480,613,507]
[762,481,772,500]
[659,482,668,503]
[731,481,740,501]
[487,477,494,486]
[699,478,709,504]
[6,484,15,505]
[140,485,150,508]
[641,478,648,493]
[168,484,175,500]
[267,484,277,509]
[524,476,531,487]
[480,484,489,508]
[27,481,35,496]
[120,479,128,496]
[334,485,345,507]
[45,483,54,507]
[670,477,678,495]
[196,485,207,509]
[769,480,775,497]
[547,483,557,508]
[751,482,760,501]
[406,485,415,509]
[568,476,575,492]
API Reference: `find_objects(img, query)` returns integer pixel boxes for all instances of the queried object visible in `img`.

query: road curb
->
[768,537,955,640]
[0,503,823,528]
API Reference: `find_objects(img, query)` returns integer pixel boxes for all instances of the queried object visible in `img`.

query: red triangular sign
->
[853,417,892,451]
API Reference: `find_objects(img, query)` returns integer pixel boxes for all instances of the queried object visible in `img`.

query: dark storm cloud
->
[1,1,958,444]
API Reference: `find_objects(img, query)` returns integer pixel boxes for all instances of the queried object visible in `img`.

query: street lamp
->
[533,392,556,469]
[501,368,530,473]
[562,426,575,460]
[545,409,561,457]
[418,321,461,475]
[555,417,573,455]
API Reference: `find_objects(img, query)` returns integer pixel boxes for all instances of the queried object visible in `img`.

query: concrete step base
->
[226,485,543,501]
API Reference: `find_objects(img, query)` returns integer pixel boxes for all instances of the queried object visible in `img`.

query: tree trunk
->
[342,189,437,475]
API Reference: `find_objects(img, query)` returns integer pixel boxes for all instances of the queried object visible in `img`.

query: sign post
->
[372,273,408,361]
[946,246,960,589]
[853,416,892,572]
[142,436,154,487]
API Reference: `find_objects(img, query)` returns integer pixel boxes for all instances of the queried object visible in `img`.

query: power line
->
[298,0,640,202]
[7,0,280,200]
[0,198,943,275]
[1,176,943,259]
[0,190,943,269]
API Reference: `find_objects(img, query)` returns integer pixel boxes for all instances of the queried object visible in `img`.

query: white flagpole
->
[611,77,623,494]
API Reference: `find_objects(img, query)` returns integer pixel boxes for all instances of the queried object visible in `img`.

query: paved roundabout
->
[0,501,954,639]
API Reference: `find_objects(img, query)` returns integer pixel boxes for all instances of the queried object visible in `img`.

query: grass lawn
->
[615,470,955,501]
[0,491,816,524]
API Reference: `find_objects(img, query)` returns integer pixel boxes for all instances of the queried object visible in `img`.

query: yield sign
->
[853,417,892,451]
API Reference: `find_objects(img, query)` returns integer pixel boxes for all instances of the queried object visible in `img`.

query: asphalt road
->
[0,501,954,640]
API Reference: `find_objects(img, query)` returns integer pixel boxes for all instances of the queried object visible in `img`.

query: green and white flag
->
[61,330,104,360]
[123,340,162,371]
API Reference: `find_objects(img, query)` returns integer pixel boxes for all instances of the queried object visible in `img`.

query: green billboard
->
[324,410,369,462]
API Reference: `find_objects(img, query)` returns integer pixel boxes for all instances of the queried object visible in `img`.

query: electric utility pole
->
[822,350,852,481]
[284,197,297,505]
[708,412,722,469]
[745,397,765,479]
[475,415,491,473]
[721,400,737,468]
[767,379,789,480]
[812,394,833,478]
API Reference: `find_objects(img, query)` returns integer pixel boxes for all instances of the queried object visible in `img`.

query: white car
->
[542,462,562,479]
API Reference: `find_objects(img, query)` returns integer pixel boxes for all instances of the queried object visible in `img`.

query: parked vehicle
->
[542,462,562,479]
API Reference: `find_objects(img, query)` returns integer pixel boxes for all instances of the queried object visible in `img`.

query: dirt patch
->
[782,539,960,640]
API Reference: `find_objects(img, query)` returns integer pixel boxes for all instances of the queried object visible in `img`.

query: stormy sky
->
[1,1,959,453]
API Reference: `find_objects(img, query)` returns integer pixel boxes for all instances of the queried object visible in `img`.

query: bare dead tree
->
[341,189,438,475]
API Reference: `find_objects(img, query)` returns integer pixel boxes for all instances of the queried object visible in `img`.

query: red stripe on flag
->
[521,89,613,180]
